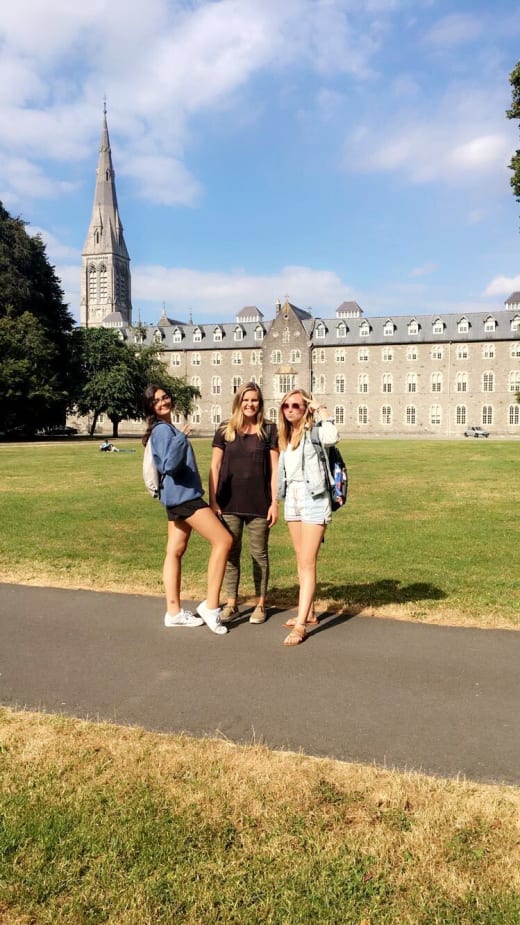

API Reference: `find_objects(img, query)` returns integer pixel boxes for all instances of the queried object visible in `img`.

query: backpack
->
[309,427,349,511]
[142,423,175,498]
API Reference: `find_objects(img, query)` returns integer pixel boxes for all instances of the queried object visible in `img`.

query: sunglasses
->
[282,402,305,411]
[153,394,170,404]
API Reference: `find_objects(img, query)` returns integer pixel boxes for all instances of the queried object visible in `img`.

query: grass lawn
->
[0,437,518,628]
[0,708,519,925]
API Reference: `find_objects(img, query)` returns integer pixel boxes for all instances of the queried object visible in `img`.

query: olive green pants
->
[221,514,270,601]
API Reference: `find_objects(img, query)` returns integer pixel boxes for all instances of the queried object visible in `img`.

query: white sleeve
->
[317,420,339,448]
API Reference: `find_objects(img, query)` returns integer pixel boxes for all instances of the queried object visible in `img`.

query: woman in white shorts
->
[277,389,339,647]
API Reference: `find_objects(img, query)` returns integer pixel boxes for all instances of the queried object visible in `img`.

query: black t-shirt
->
[212,424,278,517]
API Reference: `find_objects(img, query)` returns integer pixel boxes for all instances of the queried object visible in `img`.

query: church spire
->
[80,107,132,327]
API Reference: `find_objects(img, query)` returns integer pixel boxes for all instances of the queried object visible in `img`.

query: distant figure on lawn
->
[142,385,232,635]
[209,382,279,626]
[100,441,119,452]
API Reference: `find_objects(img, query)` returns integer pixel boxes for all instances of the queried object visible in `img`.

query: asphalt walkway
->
[0,582,518,785]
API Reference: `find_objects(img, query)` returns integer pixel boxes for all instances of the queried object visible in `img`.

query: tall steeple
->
[80,105,132,327]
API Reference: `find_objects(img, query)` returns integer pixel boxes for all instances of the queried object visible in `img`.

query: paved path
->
[0,583,518,785]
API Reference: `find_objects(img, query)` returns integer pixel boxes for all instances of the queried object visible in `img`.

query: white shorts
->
[284,480,331,525]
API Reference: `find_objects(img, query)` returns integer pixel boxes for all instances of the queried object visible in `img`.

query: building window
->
[212,351,222,366]
[254,325,264,341]
[336,321,347,338]
[191,376,201,389]
[408,320,419,335]
[407,346,417,361]
[191,352,201,366]
[430,405,441,425]
[153,330,163,344]
[173,328,182,343]
[382,374,393,393]
[432,319,444,335]
[511,342,520,358]
[358,405,368,424]
[211,405,222,426]
[232,376,242,394]
[335,375,345,394]
[191,405,201,425]
[358,348,369,362]
[213,328,222,342]
[271,349,282,364]
[458,318,469,334]
[383,321,394,336]
[406,406,417,425]
[278,374,296,395]
[431,346,443,360]
[484,317,496,332]
[482,372,494,392]
[314,348,326,364]
[431,372,442,392]
[250,350,259,365]
[268,407,277,422]
[234,326,243,341]
[509,405,520,425]
[232,351,242,365]
[193,327,202,342]
[381,405,392,425]
[511,315,520,333]
[335,348,345,363]
[407,373,417,393]
[358,374,368,393]
[456,345,468,360]
[359,321,370,337]
[483,344,495,359]
[88,264,97,299]
[99,264,108,301]
[170,353,181,367]
[315,322,326,339]
[211,377,221,395]
[456,372,468,392]
[456,405,467,425]
[482,405,493,425]
[382,347,393,362]
[312,374,326,394]
[509,371,520,392]
[335,405,345,424]
[282,328,290,344]
[291,349,301,364]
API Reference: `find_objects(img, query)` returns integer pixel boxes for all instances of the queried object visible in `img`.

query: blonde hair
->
[221,382,266,442]
[277,389,314,451]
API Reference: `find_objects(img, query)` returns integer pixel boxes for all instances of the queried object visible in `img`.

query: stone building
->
[81,113,520,438]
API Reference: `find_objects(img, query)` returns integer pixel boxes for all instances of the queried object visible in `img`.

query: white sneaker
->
[164,609,204,628]
[196,600,228,635]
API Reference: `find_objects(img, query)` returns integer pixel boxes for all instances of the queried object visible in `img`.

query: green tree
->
[506,61,520,205]
[0,202,75,433]
[72,328,200,437]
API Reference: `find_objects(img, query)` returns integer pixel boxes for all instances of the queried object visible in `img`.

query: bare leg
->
[286,521,325,634]
[163,519,191,615]
[187,507,233,609]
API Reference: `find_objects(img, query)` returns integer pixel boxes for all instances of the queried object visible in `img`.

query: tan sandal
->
[283,615,318,628]
[283,625,307,646]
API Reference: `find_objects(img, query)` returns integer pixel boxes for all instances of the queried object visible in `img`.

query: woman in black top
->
[209,383,278,624]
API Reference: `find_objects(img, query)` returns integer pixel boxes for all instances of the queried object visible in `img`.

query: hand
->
[210,502,222,518]
[181,422,193,436]
[266,503,278,527]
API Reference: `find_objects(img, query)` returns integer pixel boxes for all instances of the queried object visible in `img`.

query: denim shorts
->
[284,480,331,525]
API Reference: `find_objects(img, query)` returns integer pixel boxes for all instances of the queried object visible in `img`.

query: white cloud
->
[132,263,352,320]
[425,13,484,48]
[410,263,438,277]
[484,275,520,297]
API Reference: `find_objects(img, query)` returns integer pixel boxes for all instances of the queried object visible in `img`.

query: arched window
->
[358,405,368,424]
[509,371,520,392]
[431,372,442,392]
[358,374,369,393]
[211,377,221,395]
[456,405,467,425]
[382,374,392,393]
[335,375,345,393]
[290,349,301,364]
[212,352,222,366]
[430,405,441,425]
[482,372,494,392]
[482,405,493,425]
[232,376,242,394]
[191,352,201,366]
[315,322,326,339]
[336,321,347,338]
[170,353,181,367]
[335,405,345,424]
[191,376,201,390]
[509,405,520,425]
[381,405,392,425]
[456,372,468,392]
[406,406,417,425]
[271,350,282,364]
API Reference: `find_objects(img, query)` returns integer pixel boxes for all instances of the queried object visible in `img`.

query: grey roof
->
[505,292,520,304]
[101,311,126,326]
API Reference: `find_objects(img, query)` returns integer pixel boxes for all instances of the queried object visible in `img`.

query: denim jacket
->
[277,420,339,500]
[150,421,203,507]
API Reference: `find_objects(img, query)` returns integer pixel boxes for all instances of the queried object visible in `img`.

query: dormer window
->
[336,321,347,338]
[172,327,182,343]
[213,327,223,342]
[193,327,203,342]
[511,315,520,333]
[383,321,394,337]
[408,320,419,335]
[234,326,244,341]
[315,322,326,339]
[359,321,370,337]
[432,318,444,335]
[254,325,264,341]
[153,330,163,344]
[484,316,496,333]
[458,317,469,334]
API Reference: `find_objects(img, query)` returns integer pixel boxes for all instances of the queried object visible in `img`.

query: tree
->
[71,328,200,437]
[506,61,520,206]
[0,202,75,433]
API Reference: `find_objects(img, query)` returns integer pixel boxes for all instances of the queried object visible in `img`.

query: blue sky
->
[1,0,520,325]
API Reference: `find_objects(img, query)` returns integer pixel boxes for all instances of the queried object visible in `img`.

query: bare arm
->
[267,448,279,527]
[209,446,224,514]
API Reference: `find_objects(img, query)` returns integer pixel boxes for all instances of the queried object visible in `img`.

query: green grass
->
[0,709,519,925]
[0,438,519,626]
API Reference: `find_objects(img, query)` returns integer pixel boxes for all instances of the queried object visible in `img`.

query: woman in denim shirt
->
[277,389,338,646]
